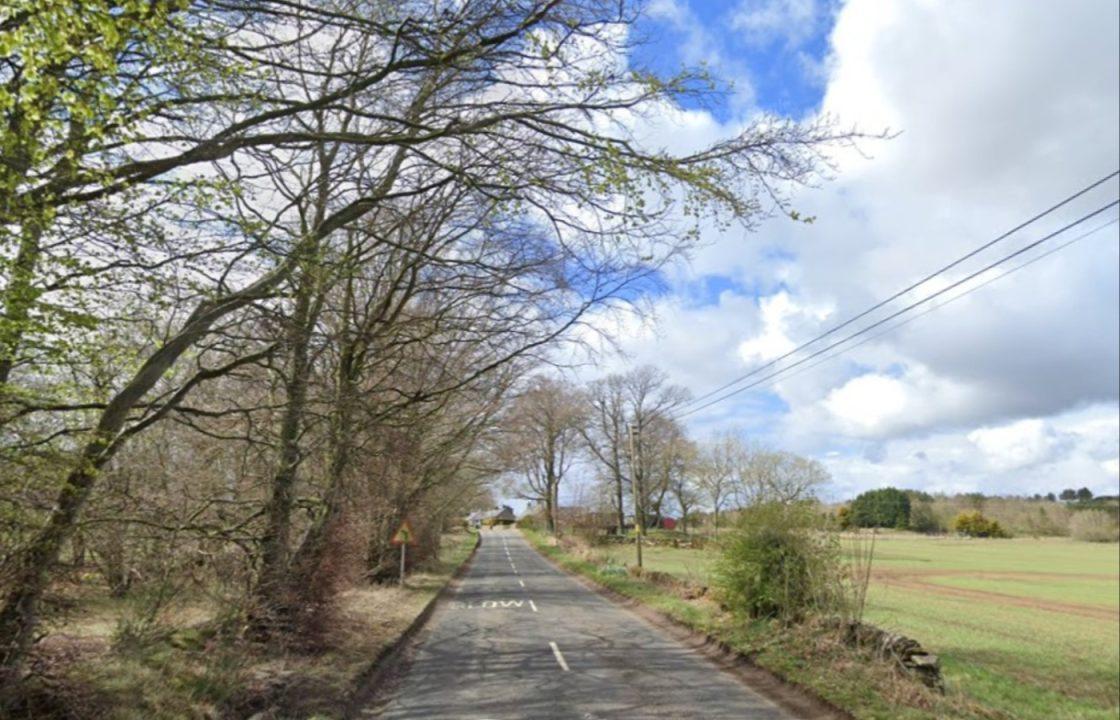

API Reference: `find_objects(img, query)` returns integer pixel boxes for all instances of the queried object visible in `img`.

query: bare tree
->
[697,432,743,531]
[667,440,700,532]
[739,447,830,505]
[583,366,690,534]
[1,0,866,680]
[501,376,586,533]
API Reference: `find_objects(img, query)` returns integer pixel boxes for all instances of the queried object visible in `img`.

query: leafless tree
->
[500,376,586,533]
[1,0,867,679]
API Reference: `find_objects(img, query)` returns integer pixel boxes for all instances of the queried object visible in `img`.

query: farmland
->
[596,534,1120,720]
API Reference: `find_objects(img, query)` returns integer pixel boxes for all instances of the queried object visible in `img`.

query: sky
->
[554,0,1120,504]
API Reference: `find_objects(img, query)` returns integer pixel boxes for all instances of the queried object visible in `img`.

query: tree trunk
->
[0,220,44,389]
[613,469,625,534]
[0,257,289,682]
[253,273,318,623]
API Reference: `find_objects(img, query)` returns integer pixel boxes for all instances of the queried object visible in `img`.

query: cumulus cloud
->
[590,0,1120,498]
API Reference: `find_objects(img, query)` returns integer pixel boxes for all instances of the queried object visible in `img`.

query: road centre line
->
[529,599,538,612]
[549,641,569,671]
[518,579,525,587]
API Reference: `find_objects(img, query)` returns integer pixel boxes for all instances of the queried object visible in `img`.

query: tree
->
[849,487,911,529]
[583,375,629,533]
[1076,487,1094,502]
[0,0,867,680]
[668,442,701,532]
[583,367,690,534]
[738,447,829,505]
[1060,489,1077,501]
[502,376,586,534]
[696,433,741,531]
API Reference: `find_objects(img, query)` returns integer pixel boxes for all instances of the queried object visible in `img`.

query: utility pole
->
[627,422,643,569]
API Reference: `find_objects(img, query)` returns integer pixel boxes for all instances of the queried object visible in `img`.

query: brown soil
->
[873,569,1120,622]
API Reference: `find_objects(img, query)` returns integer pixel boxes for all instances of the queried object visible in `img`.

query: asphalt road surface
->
[369,528,794,719]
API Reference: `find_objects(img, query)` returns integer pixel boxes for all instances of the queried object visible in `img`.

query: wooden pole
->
[399,542,406,586]
[628,423,642,569]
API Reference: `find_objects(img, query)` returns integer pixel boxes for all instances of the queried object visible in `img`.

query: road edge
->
[523,532,853,720]
[343,531,483,718]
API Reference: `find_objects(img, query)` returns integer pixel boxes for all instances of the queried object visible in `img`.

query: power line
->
[675,199,1119,420]
[678,170,1120,412]
[724,217,1119,398]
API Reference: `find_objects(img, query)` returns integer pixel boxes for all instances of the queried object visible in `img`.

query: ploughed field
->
[598,534,1120,720]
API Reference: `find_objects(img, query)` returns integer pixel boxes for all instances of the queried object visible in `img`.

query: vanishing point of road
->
[367,528,795,719]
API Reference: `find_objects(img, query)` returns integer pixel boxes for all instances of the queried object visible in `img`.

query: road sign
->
[391,520,414,546]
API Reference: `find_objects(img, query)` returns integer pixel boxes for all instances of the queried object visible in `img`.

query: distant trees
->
[849,487,911,529]
[1059,487,1096,502]
[739,448,829,505]
[501,377,586,534]
[582,367,690,534]
[696,433,742,531]
[952,512,1010,539]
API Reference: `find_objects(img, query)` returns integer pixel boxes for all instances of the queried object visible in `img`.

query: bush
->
[516,513,543,532]
[952,511,1010,538]
[850,487,911,528]
[907,501,944,534]
[835,505,852,530]
[1070,510,1120,542]
[714,502,842,622]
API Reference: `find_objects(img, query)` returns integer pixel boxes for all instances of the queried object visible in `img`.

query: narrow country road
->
[367,528,794,719]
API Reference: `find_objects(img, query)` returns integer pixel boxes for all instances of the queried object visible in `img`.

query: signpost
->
[391,520,414,586]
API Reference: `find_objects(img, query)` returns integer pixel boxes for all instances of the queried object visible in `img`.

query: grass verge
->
[522,529,999,720]
[17,529,478,720]
[586,533,1120,720]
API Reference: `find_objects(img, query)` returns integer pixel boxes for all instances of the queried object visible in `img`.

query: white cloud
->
[577,0,1119,499]
[967,419,1061,472]
[737,291,833,363]
[730,0,824,48]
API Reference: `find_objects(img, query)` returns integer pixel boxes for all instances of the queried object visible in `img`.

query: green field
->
[598,534,1120,720]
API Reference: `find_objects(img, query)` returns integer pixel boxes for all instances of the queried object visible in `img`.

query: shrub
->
[516,513,543,532]
[907,501,944,534]
[1070,510,1120,542]
[850,487,911,528]
[714,502,842,622]
[836,505,852,530]
[952,511,1010,538]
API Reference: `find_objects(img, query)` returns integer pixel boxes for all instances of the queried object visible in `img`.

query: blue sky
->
[552,0,1120,506]
[634,0,837,120]
[500,0,1120,516]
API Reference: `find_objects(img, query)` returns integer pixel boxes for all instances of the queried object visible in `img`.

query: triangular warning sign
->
[391,520,414,546]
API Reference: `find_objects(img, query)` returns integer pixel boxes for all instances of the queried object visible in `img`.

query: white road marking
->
[451,600,525,610]
[529,599,538,612]
[518,579,525,588]
[549,641,570,671]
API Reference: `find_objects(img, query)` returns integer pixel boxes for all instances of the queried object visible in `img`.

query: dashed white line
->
[518,579,525,588]
[549,641,569,671]
[528,599,538,613]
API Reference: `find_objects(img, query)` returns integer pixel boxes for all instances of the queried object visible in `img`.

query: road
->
[368,528,794,719]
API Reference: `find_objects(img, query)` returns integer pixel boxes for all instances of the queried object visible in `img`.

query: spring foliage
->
[714,502,842,622]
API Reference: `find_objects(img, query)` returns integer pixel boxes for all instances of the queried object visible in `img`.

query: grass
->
[23,529,479,720]
[524,530,964,720]
[851,534,1119,720]
[529,530,1120,720]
